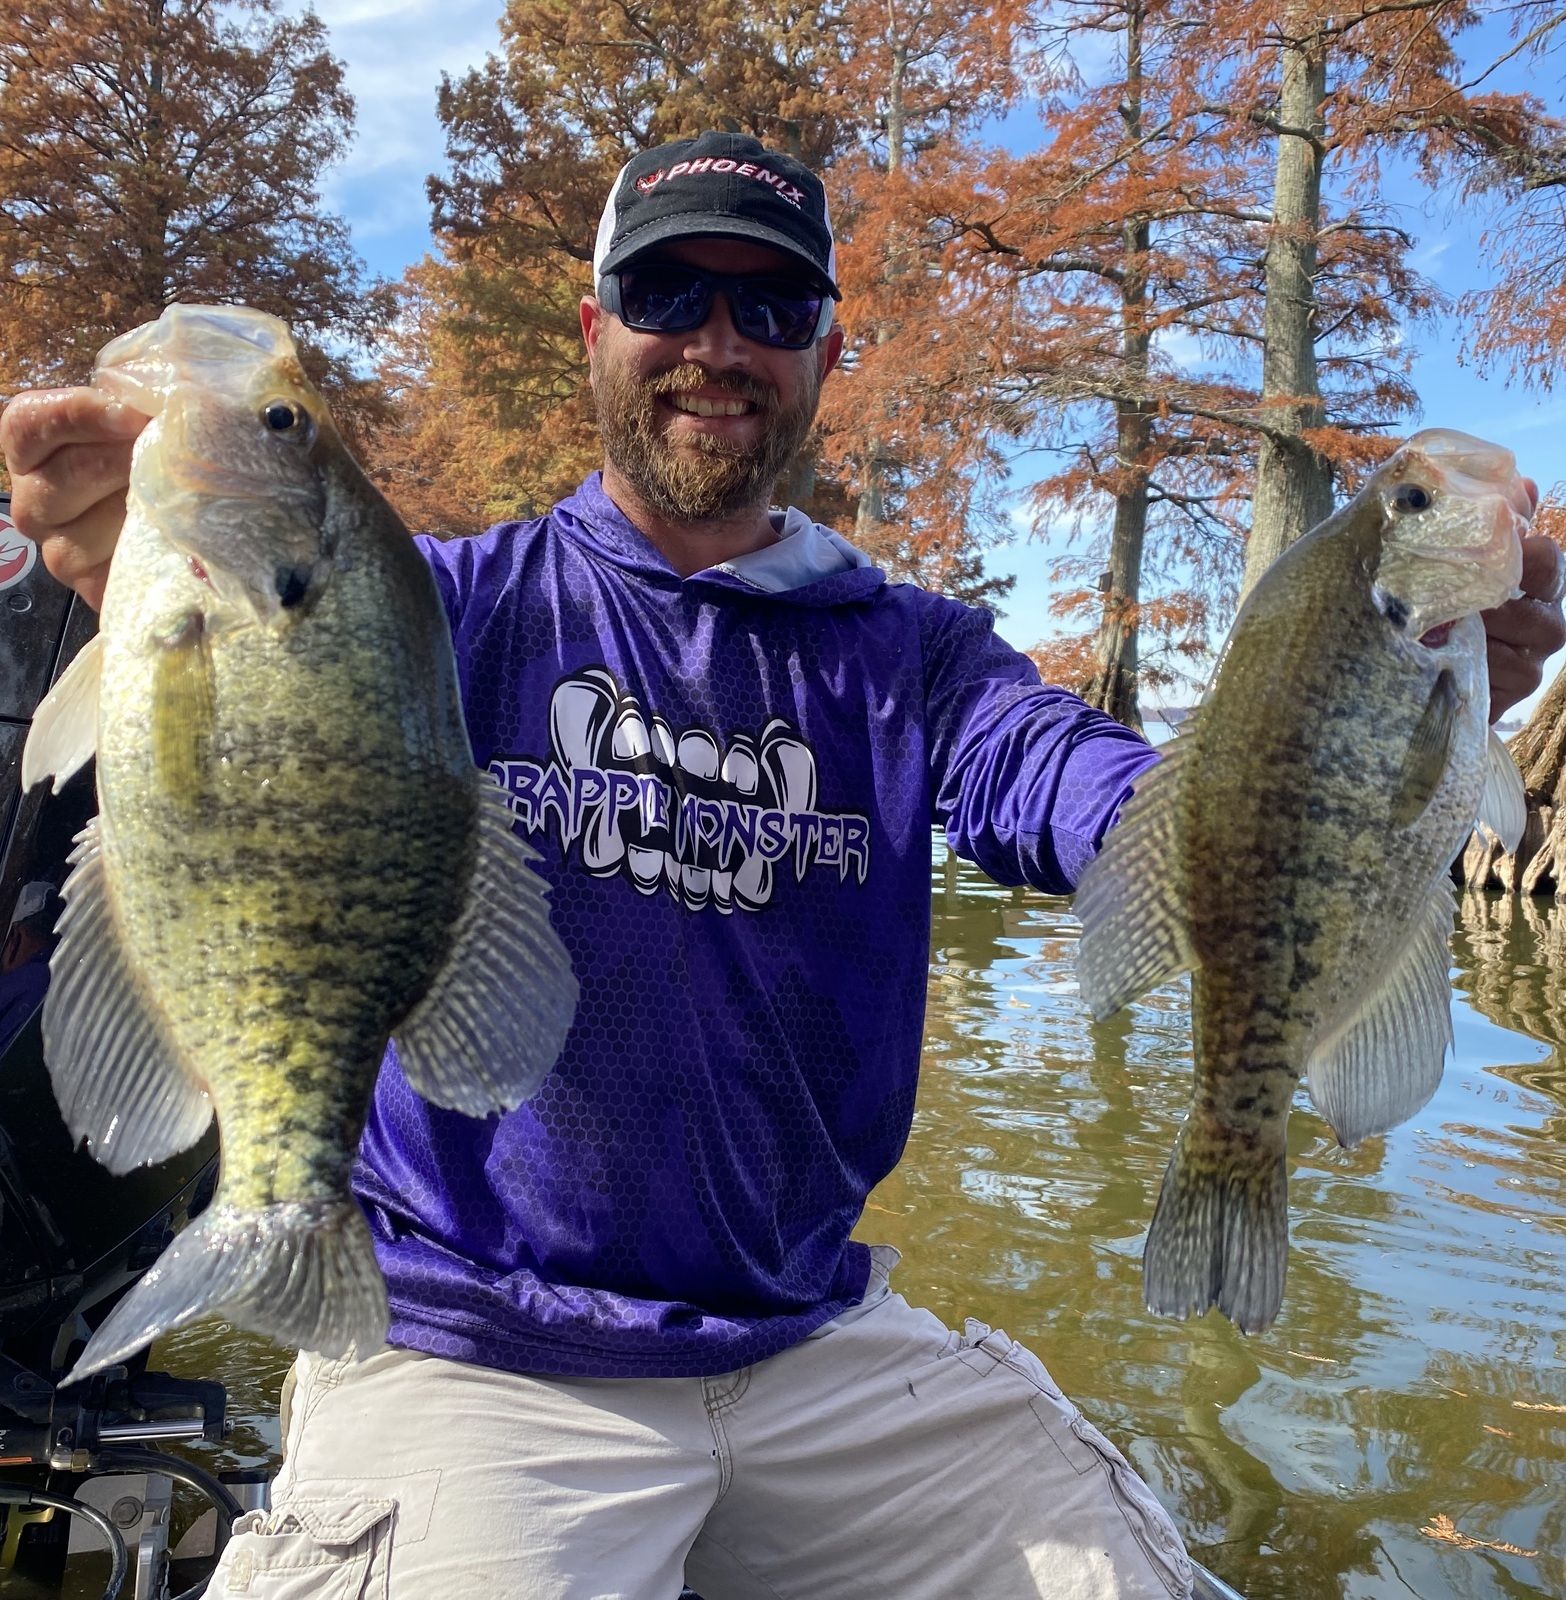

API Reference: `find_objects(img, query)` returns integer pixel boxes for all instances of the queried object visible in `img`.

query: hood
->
[553,474,887,608]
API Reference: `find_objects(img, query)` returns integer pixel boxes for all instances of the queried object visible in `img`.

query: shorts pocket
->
[210,1495,394,1600]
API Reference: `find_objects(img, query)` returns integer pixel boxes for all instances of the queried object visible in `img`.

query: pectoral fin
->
[1479,728,1526,853]
[21,636,103,794]
[1391,669,1459,828]
[44,818,213,1174]
[1304,878,1456,1147]
[1073,740,1196,1020]
[393,776,578,1115]
[150,619,215,811]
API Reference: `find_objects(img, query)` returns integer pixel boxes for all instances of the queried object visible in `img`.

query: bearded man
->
[5,131,1563,1600]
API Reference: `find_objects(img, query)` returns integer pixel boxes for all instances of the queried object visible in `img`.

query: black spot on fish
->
[285,1065,320,1099]
[276,566,311,609]
[1382,593,1410,629]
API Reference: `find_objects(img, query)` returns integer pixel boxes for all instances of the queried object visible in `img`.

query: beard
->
[593,356,820,521]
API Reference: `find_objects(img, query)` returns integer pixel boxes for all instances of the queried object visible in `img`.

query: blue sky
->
[302,0,1566,710]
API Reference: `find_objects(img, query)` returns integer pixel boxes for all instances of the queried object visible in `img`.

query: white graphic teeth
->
[677,728,720,781]
[681,863,711,909]
[583,800,625,875]
[532,671,848,914]
[549,670,617,772]
[762,722,817,813]
[612,705,651,761]
[550,670,618,866]
[733,847,770,909]
[734,722,820,909]
[580,703,652,875]
[721,738,758,796]
[628,844,663,891]
[575,707,655,876]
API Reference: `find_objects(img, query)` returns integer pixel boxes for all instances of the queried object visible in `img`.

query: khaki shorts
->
[208,1249,1192,1599]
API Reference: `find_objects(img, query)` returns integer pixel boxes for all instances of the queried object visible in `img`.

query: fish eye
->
[1392,482,1433,513]
[261,399,310,436]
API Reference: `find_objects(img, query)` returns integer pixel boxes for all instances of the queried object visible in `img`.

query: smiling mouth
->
[666,394,758,419]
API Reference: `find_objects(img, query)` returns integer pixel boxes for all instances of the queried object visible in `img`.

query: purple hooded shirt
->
[351,474,1157,1379]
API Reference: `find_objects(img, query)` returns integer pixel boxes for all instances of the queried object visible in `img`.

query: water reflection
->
[869,855,1566,1600]
[152,860,1565,1600]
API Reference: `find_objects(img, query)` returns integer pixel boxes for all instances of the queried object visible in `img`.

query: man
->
[3,132,1562,1600]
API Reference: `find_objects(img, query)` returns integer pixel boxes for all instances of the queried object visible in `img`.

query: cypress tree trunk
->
[854,39,906,552]
[1239,18,1333,600]
[1083,0,1151,734]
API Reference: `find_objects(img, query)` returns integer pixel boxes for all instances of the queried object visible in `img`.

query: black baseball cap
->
[593,133,840,299]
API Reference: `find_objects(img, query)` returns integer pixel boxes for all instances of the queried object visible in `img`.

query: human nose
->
[679,292,754,368]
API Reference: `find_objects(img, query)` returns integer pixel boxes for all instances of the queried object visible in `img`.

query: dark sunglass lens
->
[732,282,824,348]
[619,265,710,331]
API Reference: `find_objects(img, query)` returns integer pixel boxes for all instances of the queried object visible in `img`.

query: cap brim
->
[598,216,841,298]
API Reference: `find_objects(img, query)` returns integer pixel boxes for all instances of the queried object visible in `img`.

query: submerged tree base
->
[1464,666,1566,896]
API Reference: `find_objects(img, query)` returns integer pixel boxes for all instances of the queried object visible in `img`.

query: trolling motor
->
[0,493,259,1598]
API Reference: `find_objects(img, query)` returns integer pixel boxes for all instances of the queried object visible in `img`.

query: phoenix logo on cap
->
[633,159,807,208]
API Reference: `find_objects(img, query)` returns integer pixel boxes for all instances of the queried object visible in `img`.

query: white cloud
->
[1410,235,1452,276]
[286,0,505,268]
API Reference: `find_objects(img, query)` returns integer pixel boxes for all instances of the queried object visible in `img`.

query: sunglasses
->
[598,262,833,350]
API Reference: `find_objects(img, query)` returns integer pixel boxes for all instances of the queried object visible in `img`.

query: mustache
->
[646,365,774,409]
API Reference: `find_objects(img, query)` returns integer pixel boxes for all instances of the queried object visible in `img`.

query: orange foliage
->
[0,0,389,397]
[1027,633,1099,699]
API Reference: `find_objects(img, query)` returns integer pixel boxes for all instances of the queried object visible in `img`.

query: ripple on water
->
[870,852,1566,1600]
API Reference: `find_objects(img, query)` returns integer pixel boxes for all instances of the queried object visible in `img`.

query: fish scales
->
[22,304,577,1382]
[1075,429,1530,1334]
[105,508,474,1212]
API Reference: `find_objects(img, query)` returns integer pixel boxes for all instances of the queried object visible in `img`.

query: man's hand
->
[1,387,147,612]
[1485,533,1566,725]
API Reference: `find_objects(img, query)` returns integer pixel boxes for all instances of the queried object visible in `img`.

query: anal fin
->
[1305,877,1457,1147]
[393,775,578,1115]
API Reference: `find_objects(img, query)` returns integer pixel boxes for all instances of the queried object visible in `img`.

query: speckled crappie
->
[23,304,577,1383]
[1074,430,1531,1335]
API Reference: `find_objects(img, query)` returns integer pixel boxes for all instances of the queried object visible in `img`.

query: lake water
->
[142,846,1565,1600]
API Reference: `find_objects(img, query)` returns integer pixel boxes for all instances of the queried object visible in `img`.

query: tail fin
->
[64,1198,387,1385]
[1143,1123,1290,1335]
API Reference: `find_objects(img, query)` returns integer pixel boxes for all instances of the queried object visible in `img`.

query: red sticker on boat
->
[0,516,36,591]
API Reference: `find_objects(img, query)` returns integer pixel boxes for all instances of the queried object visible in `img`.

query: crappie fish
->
[22,304,577,1383]
[1075,429,1531,1334]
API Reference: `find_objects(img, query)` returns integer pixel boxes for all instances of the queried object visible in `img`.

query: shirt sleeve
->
[414,532,471,635]
[921,593,1161,893]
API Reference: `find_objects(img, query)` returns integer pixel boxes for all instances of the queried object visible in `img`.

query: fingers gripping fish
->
[1074,430,1532,1335]
[22,305,578,1384]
